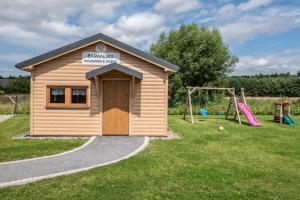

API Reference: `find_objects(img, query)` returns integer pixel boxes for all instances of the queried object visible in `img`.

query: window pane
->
[50,88,65,103]
[72,89,86,103]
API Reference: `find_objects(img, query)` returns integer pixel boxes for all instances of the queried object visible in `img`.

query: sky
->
[0,0,300,76]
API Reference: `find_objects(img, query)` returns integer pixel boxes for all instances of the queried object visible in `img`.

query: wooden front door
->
[103,80,130,135]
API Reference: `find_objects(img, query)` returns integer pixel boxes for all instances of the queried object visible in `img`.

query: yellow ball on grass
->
[218,126,224,131]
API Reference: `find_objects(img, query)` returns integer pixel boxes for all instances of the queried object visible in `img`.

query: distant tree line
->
[211,72,300,97]
[1,73,299,98]
[0,76,30,94]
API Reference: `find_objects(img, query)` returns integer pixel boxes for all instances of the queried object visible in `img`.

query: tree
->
[150,23,238,105]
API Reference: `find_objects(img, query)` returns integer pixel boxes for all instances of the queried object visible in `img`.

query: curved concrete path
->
[0,136,148,188]
[0,115,13,123]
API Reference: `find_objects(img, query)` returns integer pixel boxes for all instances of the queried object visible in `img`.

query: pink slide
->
[238,102,261,126]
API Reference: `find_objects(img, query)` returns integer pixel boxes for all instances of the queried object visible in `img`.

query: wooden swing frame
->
[2,94,25,114]
[184,86,241,124]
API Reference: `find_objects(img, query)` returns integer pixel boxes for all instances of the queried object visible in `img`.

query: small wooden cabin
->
[16,33,179,136]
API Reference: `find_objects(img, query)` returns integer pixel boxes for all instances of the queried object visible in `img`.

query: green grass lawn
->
[1,115,300,199]
[0,115,87,162]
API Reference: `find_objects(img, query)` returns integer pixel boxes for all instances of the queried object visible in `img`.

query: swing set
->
[184,87,242,124]
[184,87,261,126]
[1,94,25,114]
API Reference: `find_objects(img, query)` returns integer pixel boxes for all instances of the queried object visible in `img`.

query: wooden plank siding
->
[31,42,168,136]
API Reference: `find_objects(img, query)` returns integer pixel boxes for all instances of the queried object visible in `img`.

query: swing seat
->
[199,108,208,116]
[215,111,224,115]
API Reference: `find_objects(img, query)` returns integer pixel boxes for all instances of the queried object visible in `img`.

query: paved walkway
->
[0,136,148,188]
[0,115,13,122]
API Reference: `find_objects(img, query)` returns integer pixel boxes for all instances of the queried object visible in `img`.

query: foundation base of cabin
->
[17,33,178,137]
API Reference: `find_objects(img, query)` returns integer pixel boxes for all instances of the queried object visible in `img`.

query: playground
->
[0,89,299,198]
[0,114,300,199]
[184,87,297,127]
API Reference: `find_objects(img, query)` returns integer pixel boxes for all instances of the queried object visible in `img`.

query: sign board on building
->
[82,52,120,65]
[82,43,120,64]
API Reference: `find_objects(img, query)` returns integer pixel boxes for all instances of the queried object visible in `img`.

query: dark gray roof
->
[86,63,143,79]
[15,33,179,72]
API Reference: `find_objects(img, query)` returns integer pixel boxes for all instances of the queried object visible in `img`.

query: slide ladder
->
[225,92,241,124]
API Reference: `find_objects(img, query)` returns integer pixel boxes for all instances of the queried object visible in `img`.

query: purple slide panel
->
[238,102,261,126]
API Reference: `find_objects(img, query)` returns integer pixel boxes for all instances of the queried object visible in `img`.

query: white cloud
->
[0,53,32,76]
[234,49,300,75]
[216,3,237,18]
[0,24,63,48]
[78,1,123,26]
[154,0,201,14]
[0,53,32,63]
[0,1,167,76]
[40,21,82,37]
[238,0,273,11]
[0,0,299,78]
[219,7,300,43]
[101,12,166,47]
[87,2,122,18]
[217,0,273,19]
[215,0,300,44]
[0,0,127,48]
[0,0,165,50]
[117,12,164,33]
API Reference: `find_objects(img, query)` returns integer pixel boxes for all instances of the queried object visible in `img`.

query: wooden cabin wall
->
[31,42,167,136]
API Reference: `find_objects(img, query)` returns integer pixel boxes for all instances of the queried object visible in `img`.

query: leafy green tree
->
[150,23,238,105]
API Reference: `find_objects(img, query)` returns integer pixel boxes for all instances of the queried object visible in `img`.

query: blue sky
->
[0,0,299,76]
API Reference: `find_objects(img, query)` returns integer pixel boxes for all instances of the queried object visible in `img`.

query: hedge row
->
[212,75,300,97]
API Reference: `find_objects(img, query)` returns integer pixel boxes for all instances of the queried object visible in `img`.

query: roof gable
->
[15,33,179,72]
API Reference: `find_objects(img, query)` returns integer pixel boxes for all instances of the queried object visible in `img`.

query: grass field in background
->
[1,94,299,115]
[0,95,30,114]
[169,98,300,115]
[0,115,86,162]
[1,115,299,199]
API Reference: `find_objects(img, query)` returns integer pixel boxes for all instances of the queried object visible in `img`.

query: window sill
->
[46,105,89,109]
